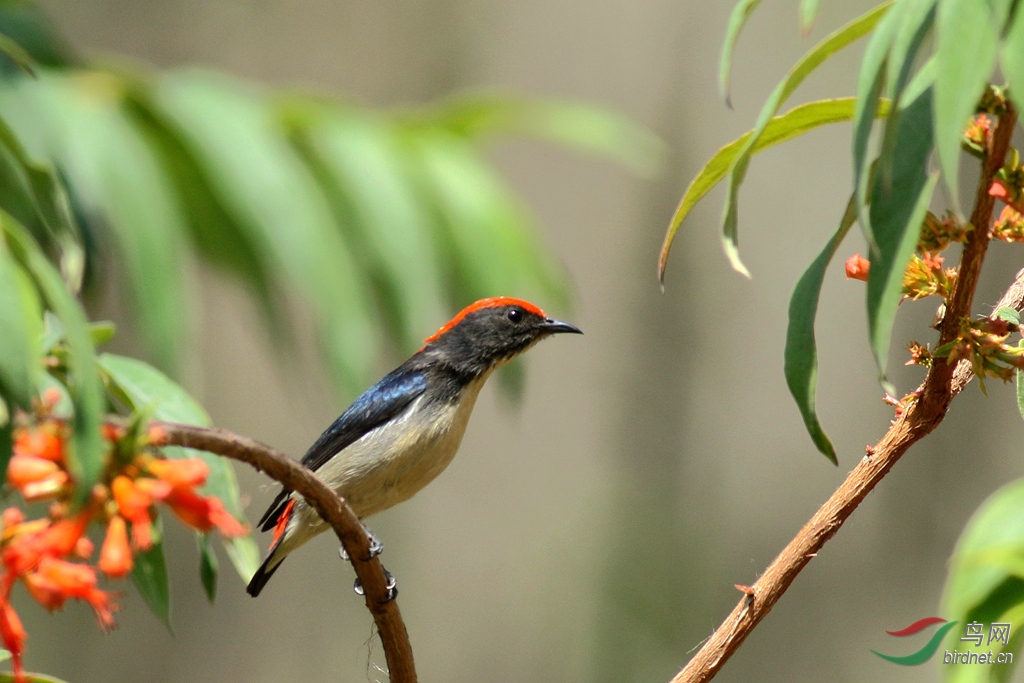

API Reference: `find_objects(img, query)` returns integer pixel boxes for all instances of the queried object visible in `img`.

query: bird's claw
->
[352,568,398,602]
[337,525,384,562]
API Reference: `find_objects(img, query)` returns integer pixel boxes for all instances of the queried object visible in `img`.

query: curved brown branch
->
[152,421,417,683]
[672,101,1019,683]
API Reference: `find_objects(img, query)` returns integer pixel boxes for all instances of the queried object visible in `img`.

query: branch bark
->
[153,421,417,683]
[671,101,1019,683]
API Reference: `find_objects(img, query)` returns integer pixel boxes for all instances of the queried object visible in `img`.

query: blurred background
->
[12,0,1024,681]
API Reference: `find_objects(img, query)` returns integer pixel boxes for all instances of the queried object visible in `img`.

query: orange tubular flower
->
[0,600,26,682]
[845,253,870,281]
[163,487,246,537]
[111,475,153,521]
[6,456,60,489]
[98,517,133,579]
[13,427,63,464]
[146,458,209,488]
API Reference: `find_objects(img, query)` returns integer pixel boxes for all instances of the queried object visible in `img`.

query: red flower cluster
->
[0,415,246,681]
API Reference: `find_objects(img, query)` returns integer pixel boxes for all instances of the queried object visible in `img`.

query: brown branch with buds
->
[152,421,417,683]
[671,101,1019,683]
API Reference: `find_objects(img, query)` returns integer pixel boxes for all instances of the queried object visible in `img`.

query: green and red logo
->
[872,617,959,665]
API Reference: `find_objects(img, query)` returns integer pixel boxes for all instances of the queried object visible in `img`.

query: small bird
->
[247,296,581,597]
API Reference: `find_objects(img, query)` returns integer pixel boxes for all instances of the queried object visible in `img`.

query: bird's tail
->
[247,499,296,597]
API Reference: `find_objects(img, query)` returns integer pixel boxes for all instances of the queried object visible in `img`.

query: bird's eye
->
[507,308,523,324]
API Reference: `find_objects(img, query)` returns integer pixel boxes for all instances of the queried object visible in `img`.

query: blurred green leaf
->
[1,209,103,504]
[0,33,35,77]
[721,1,892,276]
[1017,367,1024,425]
[131,518,172,630]
[784,193,858,465]
[1002,5,1024,117]
[98,352,255,583]
[799,0,824,34]
[0,237,42,412]
[0,2,76,69]
[866,86,936,386]
[659,97,890,284]
[31,75,187,371]
[935,0,999,213]
[0,673,70,683]
[288,107,444,352]
[88,320,115,346]
[151,70,376,394]
[852,0,904,248]
[406,128,568,311]
[719,0,763,107]
[427,92,663,176]
[942,478,1024,682]
[198,532,217,603]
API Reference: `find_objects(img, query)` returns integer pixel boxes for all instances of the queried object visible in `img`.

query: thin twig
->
[671,101,1019,683]
[153,421,417,683]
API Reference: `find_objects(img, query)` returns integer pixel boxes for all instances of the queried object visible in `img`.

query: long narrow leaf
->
[935,0,1000,213]
[719,0,763,107]
[0,240,41,412]
[151,70,376,394]
[722,1,892,276]
[784,193,858,464]
[866,86,936,384]
[852,0,904,247]
[0,210,103,502]
[659,97,891,284]
[131,519,172,630]
[799,0,824,35]
[1002,6,1024,116]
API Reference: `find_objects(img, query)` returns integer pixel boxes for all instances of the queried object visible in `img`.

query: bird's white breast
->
[311,372,490,520]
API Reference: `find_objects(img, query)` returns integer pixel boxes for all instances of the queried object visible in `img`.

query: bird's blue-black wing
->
[257,369,427,531]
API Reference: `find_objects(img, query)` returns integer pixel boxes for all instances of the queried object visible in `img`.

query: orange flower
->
[6,456,60,488]
[163,487,246,537]
[0,600,26,682]
[845,253,870,281]
[98,517,133,578]
[111,475,153,521]
[32,557,118,630]
[146,458,209,488]
[12,427,63,464]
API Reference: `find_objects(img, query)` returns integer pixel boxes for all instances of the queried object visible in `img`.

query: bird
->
[246,296,582,597]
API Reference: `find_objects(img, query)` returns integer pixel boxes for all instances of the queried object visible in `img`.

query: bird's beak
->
[540,318,583,335]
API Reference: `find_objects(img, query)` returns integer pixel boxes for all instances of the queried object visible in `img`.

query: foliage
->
[661,0,1024,678]
[0,3,656,679]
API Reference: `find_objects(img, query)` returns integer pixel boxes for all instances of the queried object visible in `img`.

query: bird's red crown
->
[423,297,547,344]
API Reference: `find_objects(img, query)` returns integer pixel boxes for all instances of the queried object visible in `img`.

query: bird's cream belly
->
[289,374,488,536]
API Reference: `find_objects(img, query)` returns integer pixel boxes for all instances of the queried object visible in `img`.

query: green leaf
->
[799,0,824,34]
[151,70,376,394]
[0,238,42,412]
[131,519,172,630]
[852,0,904,247]
[1017,367,1024,425]
[406,128,569,312]
[866,86,936,385]
[1002,4,1024,117]
[0,210,104,503]
[784,193,858,465]
[719,0,763,107]
[659,97,891,284]
[197,532,217,603]
[426,92,663,176]
[722,1,893,276]
[995,307,1021,325]
[288,108,444,353]
[98,353,255,583]
[942,478,1024,682]
[88,320,115,346]
[0,673,71,683]
[31,76,188,372]
[935,0,1000,213]
[0,34,36,77]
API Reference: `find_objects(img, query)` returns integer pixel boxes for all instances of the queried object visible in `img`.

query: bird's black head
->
[422,297,582,377]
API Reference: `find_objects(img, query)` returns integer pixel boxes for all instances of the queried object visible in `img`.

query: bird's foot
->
[353,568,398,602]
[337,524,384,562]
